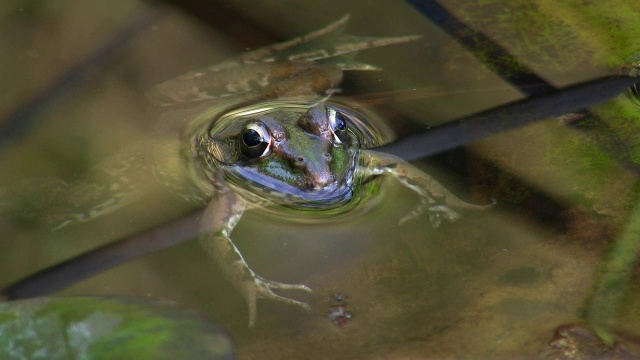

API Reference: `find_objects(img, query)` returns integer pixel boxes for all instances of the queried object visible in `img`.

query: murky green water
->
[3,0,640,358]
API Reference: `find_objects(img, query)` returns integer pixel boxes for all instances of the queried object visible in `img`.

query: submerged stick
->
[1,209,204,299]
[376,76,640,161]
[586,198,640,345]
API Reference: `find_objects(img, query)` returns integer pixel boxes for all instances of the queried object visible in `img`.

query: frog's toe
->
[428,212,443,228]
[255,276,312,309]
[452,197,497,211]
[243,276,312,327]
[398,204,427,225]
[260,289,312,311]
[257,276,313,292]
[427,205,461,228]
[399,203,460,227]
[429,205,461,222]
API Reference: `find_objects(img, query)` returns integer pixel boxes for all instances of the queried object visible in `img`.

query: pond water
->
[2,0,640,358]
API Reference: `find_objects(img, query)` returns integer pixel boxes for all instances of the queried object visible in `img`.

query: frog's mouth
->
[225,165,355,208]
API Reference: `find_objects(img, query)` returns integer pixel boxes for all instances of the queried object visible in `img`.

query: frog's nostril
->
[308,173,336,190]
[293,157,306,168]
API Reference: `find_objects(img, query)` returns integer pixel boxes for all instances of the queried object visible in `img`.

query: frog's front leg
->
[199,178,311,327]
[359,150,494,227]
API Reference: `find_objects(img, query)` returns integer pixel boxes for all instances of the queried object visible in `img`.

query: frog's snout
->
[293,155,335,190]
[307,172,336,190]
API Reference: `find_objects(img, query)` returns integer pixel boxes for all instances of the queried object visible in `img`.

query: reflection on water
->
[3,0,640,358]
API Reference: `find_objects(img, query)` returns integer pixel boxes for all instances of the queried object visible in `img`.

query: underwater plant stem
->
[0,7,162,148]
[405,0,556,96]
[587,197,640,345]
[377,76,640,161]
[1,209,205,300]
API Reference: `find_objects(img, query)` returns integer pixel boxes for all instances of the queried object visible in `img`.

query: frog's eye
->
[327,108,348,144]
[240,121,272,158]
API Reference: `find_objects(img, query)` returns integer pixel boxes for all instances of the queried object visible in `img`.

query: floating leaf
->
[0,297,233,360]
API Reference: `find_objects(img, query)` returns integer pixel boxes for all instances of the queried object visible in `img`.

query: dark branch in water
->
[0,7,162,149]
[375,76,640,161]
[1,209,204,300]
[402,0,640,172]
[405,0,557,96]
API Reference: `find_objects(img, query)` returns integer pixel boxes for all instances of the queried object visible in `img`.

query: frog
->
[159,16,494,327]
[0,15,494,327]
[189,99,493,327]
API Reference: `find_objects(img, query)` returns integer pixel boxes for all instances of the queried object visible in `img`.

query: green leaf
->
[0,297,233,360]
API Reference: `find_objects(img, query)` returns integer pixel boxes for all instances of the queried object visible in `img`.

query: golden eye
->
[240,121,272,158]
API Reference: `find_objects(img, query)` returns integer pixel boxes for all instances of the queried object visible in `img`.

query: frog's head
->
[198,102,361,206]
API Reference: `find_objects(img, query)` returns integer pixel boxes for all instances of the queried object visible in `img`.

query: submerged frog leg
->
[2,138,195,232]
[199,177,311,327]
[0,166,146,231]
[359,150,494,228]
[148,15,420,106]
[51,149,159,230]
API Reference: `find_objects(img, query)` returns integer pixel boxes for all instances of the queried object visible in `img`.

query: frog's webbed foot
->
[398,196,462,228]
[400,193,497,227]
[242,275,312,327]
[200,185,313,327]
[360,150,495,228]
[399,196,496,228]
[202,233,313,327]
